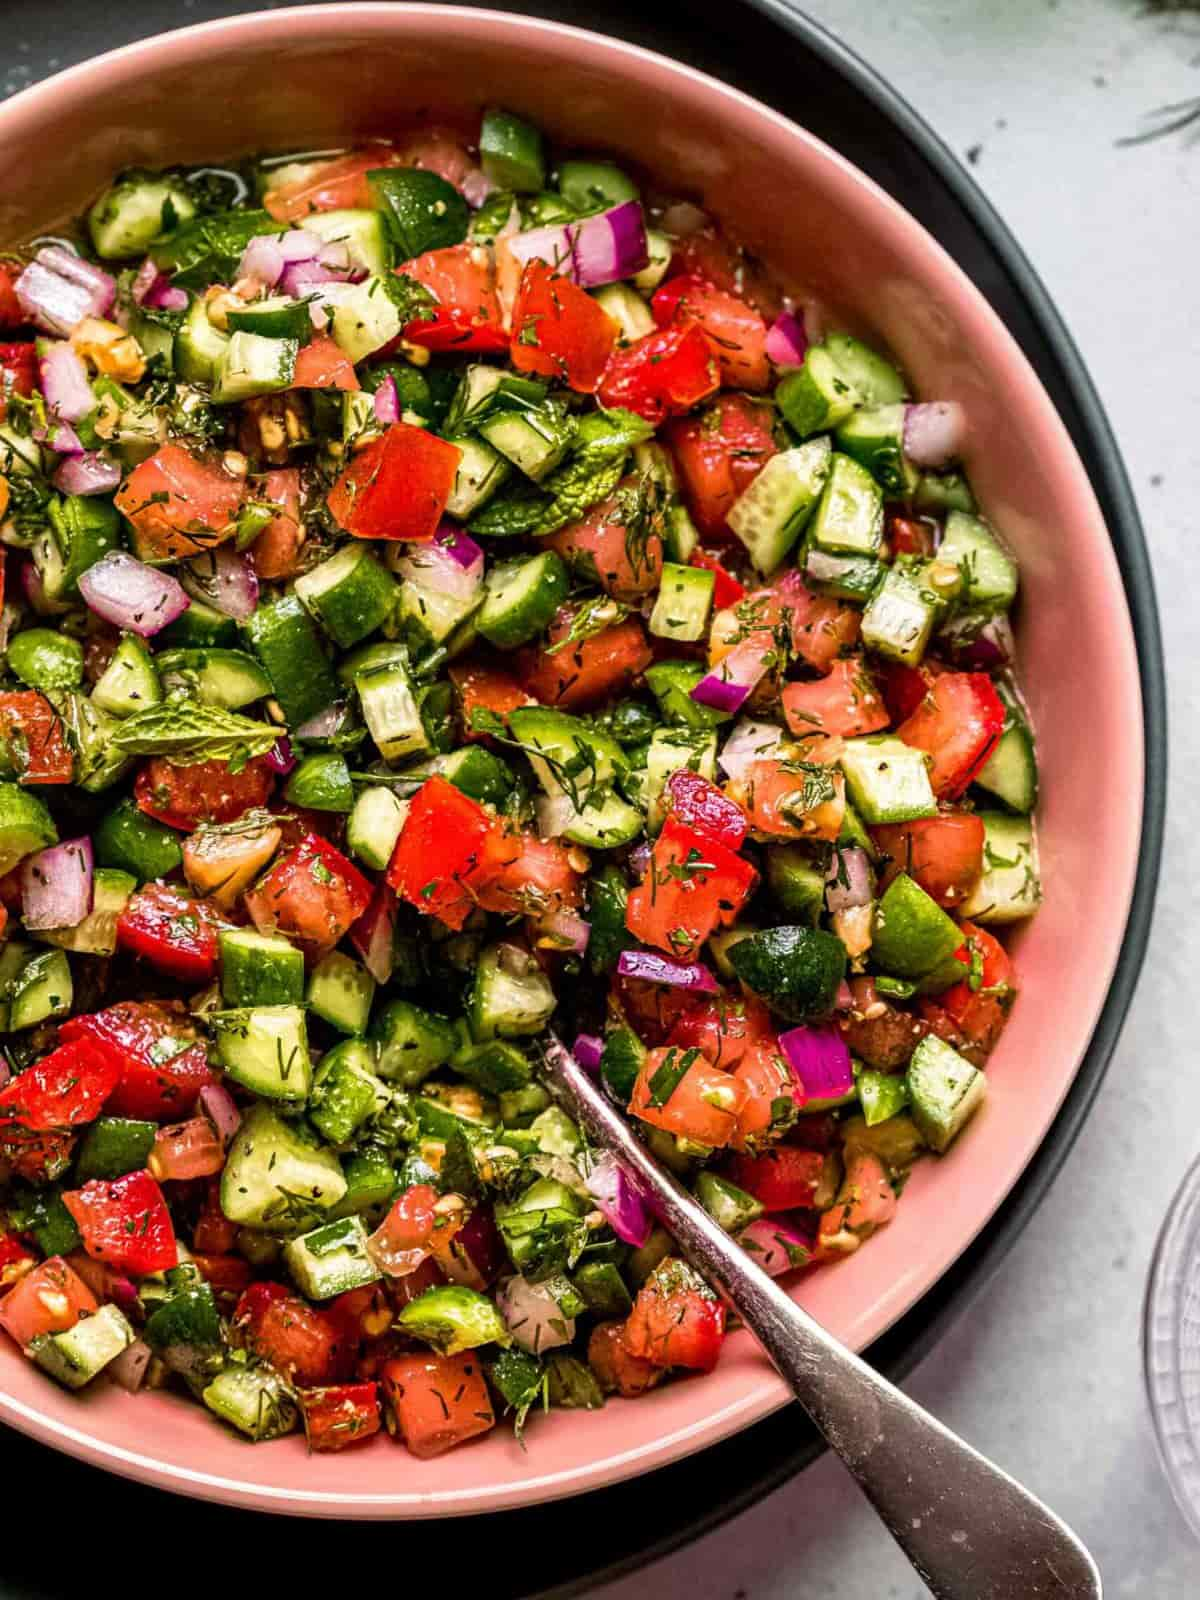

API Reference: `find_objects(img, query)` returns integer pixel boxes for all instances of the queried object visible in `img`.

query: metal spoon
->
[541,1035,1101,1600]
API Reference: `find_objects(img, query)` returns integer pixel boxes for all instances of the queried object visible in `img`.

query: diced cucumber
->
[480,109,546,192]
[174,297,230,384]
[329,275,409,364]
[284,1215,381,1300]
[6,630,83,693]
[158,595,238,650]
[860,563,941,665]
[510,704,644,848]
[906,1035,986,1152]
[307,950,375,1035]
[226,295,313,341]
[356,660,430,763]
[557,158,638,210]
[776,333,905,437]
[309,1039,389,1146]
[592,283,655,342]
[835,404,918,497]
[243,594,339,727]
[393,558,483,653]
[478,403,575,482]
[88,174,196,259]
[938,509,1018,612]
[649,562,715,643]
[295,542,398,649]
[825,333,907,406]
[128,304,177,368]
[872,873,964,979]
[40,867,134,958]
[766,845,826,924]
[857,1067,911,1126]
[915,469,976,515]
[334,1145,400,1218]
[633,229,672,293]
[443,434,511,518]
[803,545,882,603]
[0,942,31,1032]
[8,949,72,1030]
[32,1304,135,1389]
[303,207,394,276]
[423,746,514,805]
[210,1005,312,1104]
[397,1283,511,1354]
[285,751,354,812]
[974,715,1038,814]
[477,551,568,649]
[445,365,547,431]
[370,998,459,1086]
[960,813,1041,924]
[452,1039,532,1094]
[727,439,831,575]
[347,784,408,870]
[94,798,181,882]
[221,1104,347,1232]
[43,495,121,602]
[469,943,556,1041]
[727,925,847,1021]
[155,647,271,711]
[143,1281,224,1385]
[48,691,131,794]
[807,452,884,557]
[0,783,57,878]
[695,1170,764,1233]
[211,331,298,404]
[839,736,936,824]
[218,927,305,1007]
[91,635,162,717]
[75,1115,157,1181]
[644,660,734,730]
[367,170,467,259]
[644,727,716,831]
[573,1259,633,1318]
[494,1177,586,1277]
[202,1365,298,1441]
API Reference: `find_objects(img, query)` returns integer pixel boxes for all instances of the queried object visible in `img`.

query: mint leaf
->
[112,695,281,764]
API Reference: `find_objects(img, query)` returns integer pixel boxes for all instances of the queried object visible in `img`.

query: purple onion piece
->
[824,846,874,914]
[182,545,259,621]
[199,1082,242,1150]
[52,451,121,496]
[738,1216,816,1278]
[38,341,94,423]
[777,1023,854,1104]
[691,673,752,714]
[765,309,808,369]
[573,1033,604,1075]
[21,836,94,931]
[903,401,966,469]
[78,551,190,637]
[617,949,719,993]
[15,246,114,335]
[373,374,400,425]
[264,736,297,776]
[585,1150,653,1248]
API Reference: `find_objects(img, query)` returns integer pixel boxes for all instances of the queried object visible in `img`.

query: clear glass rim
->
[1144,1147,1200,1541]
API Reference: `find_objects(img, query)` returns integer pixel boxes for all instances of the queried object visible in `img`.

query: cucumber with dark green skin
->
[728,926,847,1021]
[367,168,469,259]
[371,998,460,1087]
[294,543,399,650]
[599,1026,645,1105]
[74,1117,157,1182]
[572,1259,633,1318]
[156,648,272,711]
[8,1188,80,1257]
[144,1282,224,1375]
[452,1039,532,1094]
[7,630,84,693]
[285,751,354,813]
[218,928,305,1007]
[44,495,121,601]
[587,866,632,975]
[309,1039,387,1146]
[333,1144,399,1218]
[765,846,825,925]
[242,594,339,726]
[870,873,964,981]
[157,597,239,650]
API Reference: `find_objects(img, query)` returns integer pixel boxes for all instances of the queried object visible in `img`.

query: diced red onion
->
[34,417,83,456]
[738,1215,816,1278]
[39,341,94,423]
[279,257,356,296]
[617,949,719,993]
[395,529,483,602]
[79,550,190,637]
[20,560,70,617]
[295,702,348,739]
[15,247,115,335]
[182,545,259,621]
[509,203,649,290]
[199,1082,242,1150]
[21,836,93,930]
[535,790,578,840]
[450,1205,506,1289]
[436,522,484,572]
[765,310,808,369]
[264,736,296,775]
[835,979,854,1012]
[0,1059,10,1091]
[497,1273,577,1352]
[778,1023,853,1104]
[462,168,495,209]
[903,402,966,469]
[108,1338,154,1393]
[373,374,400,425]
[584,1151,653,1249]
[146,281,188,313]
[537,909,590,955]
[717,717,786,782]
[693,637,773,714]
[937,609,1015,671]
[824,846,874,913]
[52,450,121,496]
[573,1032,604,1074]
[691,673,750,715]
[350,883,398,985]
[131,258,160,305]
[239,235,285,288]
[627,840,652,878]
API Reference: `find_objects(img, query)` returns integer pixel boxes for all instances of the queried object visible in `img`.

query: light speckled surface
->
[598,1,1196,1593]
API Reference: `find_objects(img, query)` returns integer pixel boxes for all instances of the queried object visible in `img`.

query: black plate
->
[0,4,1165,1596]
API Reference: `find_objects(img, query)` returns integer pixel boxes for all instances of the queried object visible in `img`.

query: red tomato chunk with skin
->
[625,1257,726,1372]
[399,243,508,354]
[233,1282,349,1386]
[629,1045,746,1149]
[387,775,517,932]
[245,832,372,958]
[625,816,757,960]
[300,1383,383,1452]
[0,1039,118,1131]
[117,883,225,984]
[509,259,618,393]
[135,754,274,831]
[115,443,244,563]
[327,422,461,542]
[0,1257,97,1348]
[517,610,653,710]
[61,1002,214,1122]
[0,691,73,784]
[381,1352,495,1459]
[63,1171,177,1277]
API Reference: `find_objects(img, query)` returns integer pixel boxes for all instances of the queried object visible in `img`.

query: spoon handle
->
[544,1040,1101,1600]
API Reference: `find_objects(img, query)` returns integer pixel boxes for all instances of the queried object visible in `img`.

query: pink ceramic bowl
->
[0,3,1143,1519]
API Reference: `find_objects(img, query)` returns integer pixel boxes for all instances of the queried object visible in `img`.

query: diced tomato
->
[327,422,460,543]
[740,757,846,843]
[0,341,36,419]
[629,1045,746,1149]
[0,1129,75,1184]
[0,691,73,784]
[249,466,306,579]
[625,816,757,960]
[689,550,745,609]
[730,1041,797,1153]
[327,1282,398,1375]
[0,1257,97,1348]
[546,482,664,603]
[876,660,937,726]
[148,1117,224,1182]
[268,802,347,853]
[664,394,777,539]
[291,335,360,391]
[665,994,768,1070]
[652,275,770,390]
[624,1257,725,1371]
[300,1383,383,1452]
[728,1145,825,1210]
[888,514,936,558]
[116,883,225,984]
[381,1351,495,1458]
[192,1177,240,1254]
[366,1184,440,1278]
[189,1253,254,1301]
[134,753,274,832]
[0,1232,36,1292]
[233,1282,349,1384]
[782,657,890,739]
[774,570,862,673]
[516,609,652,710]
[896,671,1006,798]
[667,228,784,319]
[475,833,583,918]
[815,1151,897,1261]
[509,260,618,393]
[873,812,986,909]
[263,144,401,221]
[183,809,282,910]
[63,1171,177,1276]
[598,323,720,422]
[449,660,532,739]
[613,974,702,1047]
[392,125,483,193]
[664,769,747,850]
[926,920,1014,1059]
[587,1319,664,1398]
[62,1002,213,1122]
[0,267,25,331]
[437,1204,506,1292]
[386,776,516,932]
[115,443,244,562]
[245,832,372,958]
[0,1039,119,1133]
[399,243,508,353]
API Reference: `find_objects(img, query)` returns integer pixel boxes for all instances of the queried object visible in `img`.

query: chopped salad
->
[0,110,1039,1456]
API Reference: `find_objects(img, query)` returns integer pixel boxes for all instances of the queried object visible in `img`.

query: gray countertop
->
[599,2,1197,1594]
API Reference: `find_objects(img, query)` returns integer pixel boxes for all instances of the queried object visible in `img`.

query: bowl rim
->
[0,0,1166,1525]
